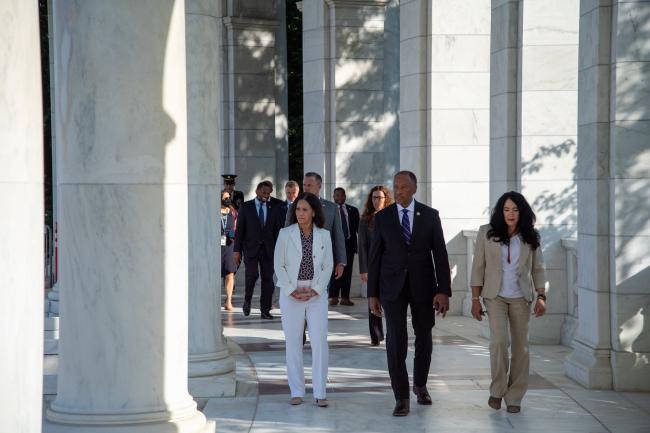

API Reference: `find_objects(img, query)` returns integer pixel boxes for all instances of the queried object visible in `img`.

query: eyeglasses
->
[371,195,386,200]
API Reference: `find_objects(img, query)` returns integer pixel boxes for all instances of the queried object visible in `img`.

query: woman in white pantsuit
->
[274,192,333,407]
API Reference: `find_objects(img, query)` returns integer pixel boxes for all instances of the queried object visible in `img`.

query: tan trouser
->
[484,296,530,406]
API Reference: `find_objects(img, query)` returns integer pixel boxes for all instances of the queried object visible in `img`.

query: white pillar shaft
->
[186,0,235,398]
[46,1,211,431]
[567,0,650,391]
[399,0,430,203]
[0,2,44,432]
[223,9,280,198]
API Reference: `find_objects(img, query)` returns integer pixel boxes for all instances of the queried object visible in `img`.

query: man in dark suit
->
[222,174,245,210]
[277,180,300,225]
[234,180,283,319]
[329,187,359,306]
[367,170,451,417]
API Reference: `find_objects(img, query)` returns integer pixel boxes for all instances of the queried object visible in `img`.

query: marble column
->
[400,0,491,313]
[304,0,398,203]
[45,1,213,432]
[0,1,44,432]
[489,0,519,201]
[519,0,579,343]
[489,0,580,341]
[275,0,290,189]
[186,0,236,398]
[566,0,650,391]
[222,2,281,197]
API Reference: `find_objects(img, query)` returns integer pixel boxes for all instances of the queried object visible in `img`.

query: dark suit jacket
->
[341,204,359,254]
[233,199,283,259]
[367,202,451,303]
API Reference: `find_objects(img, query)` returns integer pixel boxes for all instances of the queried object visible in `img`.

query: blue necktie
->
[340,205,350,239]
[401,209,411,246]
[258,202,265,227]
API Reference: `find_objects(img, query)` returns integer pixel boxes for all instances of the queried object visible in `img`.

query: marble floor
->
[205,292,650,433]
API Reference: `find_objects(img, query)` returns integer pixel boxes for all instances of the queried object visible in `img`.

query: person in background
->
[329,187,359,306]
[274,192,333,407]
[220,190,238,311]
[234,180,283,319]
[296,172,346,279]
[470,191,547,414]
[280,180,300,224]
[222,174,244,210]
[358,185,393,345]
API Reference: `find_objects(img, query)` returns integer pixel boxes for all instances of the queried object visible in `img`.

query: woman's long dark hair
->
[361,185,394,223]
[487,191,540,249]
[288,192,325,228]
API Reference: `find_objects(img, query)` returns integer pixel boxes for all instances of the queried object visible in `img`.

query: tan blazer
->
[470,224,547,302]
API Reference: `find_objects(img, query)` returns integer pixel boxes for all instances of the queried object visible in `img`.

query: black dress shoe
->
[261,312,274,320]
[413,385,432,405]
[392,399,410,416]
[242,300,251,316]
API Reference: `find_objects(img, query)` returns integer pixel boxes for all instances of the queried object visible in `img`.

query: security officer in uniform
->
[222,174,245,210]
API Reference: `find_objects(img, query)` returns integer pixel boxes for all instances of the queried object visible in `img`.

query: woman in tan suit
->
[470,191,547,414]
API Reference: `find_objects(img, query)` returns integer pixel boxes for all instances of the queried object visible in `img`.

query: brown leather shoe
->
[506,405,521,413]
[413,385,432,405]
[488,396,502,410]
[340,298,354,306]
[329,298,339,306]
[392,399,410,416]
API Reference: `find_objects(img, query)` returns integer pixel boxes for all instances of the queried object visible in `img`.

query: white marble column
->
[400,0,491,313]
[275,0,290,189]
[0,1,44,431]
[566,0,650,391]
[519,0,579,343]
[489,0,519,201]
[186,0,236,398]
[304,0,397,203]
[45,1,213,432]
[222,2,281,197]
[489,0,580,341]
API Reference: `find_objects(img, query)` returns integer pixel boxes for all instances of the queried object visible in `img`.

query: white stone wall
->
[303,0,398,203]
[489,0,580,342]
[400,0,491,314]
[222,2,283,199]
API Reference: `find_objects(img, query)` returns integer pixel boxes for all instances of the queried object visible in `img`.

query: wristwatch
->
[536,293,547,301]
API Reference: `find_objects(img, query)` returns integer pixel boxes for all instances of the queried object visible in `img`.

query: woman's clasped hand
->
[290,287,319,301]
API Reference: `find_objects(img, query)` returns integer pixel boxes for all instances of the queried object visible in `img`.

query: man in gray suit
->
[286,172,346,279]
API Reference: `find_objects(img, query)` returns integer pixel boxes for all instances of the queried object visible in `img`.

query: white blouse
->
[499,234,524,298]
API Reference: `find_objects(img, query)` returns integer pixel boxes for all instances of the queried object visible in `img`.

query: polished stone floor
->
[205,293,650,433]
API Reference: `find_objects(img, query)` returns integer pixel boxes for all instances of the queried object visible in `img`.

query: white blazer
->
[274,224,334,297]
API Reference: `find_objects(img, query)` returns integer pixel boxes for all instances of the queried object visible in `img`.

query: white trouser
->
[280,290,329,399]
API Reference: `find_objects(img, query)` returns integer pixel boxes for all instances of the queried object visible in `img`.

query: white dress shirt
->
[396,199,415,233]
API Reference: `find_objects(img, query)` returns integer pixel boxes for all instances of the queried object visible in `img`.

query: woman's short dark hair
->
[487,191,540,249]
[288,192,325,228]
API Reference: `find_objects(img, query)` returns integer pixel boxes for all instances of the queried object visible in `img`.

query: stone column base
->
[188,350,236,398]
[564,339,612,389]
[189,372,236,398]
[611,350,650,391]
[44,406,214,433]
